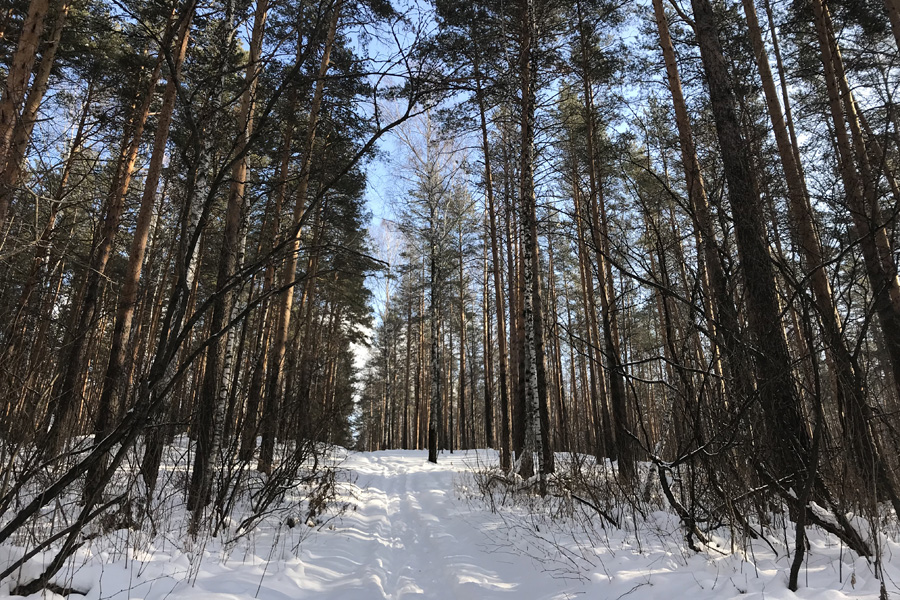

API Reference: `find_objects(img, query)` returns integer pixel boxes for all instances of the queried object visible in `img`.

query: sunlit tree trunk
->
[516,0,546,489]
[0,0,70,214]
[883,0,900,54]
[0,82,90,437]
[0,0,51,226]
[651,0,749,412]
[575,0,632,480]
[46,53,164,454]
[260,0,341,474]
[571,163,610,460]
[808,0,900,512]
[91,5,193,473]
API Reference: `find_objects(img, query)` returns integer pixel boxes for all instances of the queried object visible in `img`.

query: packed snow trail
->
[294,452,529,599]
[26,450,900,600]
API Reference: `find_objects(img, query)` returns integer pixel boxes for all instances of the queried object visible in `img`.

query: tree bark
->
[481,218,494,449]
[690,0,809,481]
[259,0,342,474]
[516,0,546,490]
[46,54,163,454]
[0,0,51,225]
[652,0,752,416]
[576,0,631,481]
[0,0,70,214]
[572,173,610,460]
[92,4,194,475]
[428,230,442,463]
[883,0,900,55]
[191,0,267,514]
[809,0,900,512]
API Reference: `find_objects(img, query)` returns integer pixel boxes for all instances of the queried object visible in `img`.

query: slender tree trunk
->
[0,82,90,436]
[190,0,266,516]
[476,71,510,468]
[576,0,631,480]
[457,226,468,450]
[763,0,807,191]
[506,154,526,464]
[448,307,454,452]
[481,219,494,449]
[573,178,609,459]
[140,58,223,496]
[516,0,546,490]
[0,0,70,213]
[239,72,302,461]
[417,257,426,448]
[259,0,341,474]
[809,0,900,512]
[652,0,750,412]
[3,78,90,350]
[0,0,51,224]
[428,233,442,463]
[403,272,412,450]
[883,0,900,55]
[546,235,569,451]
[92,5,193,466]
[745,0,899,509]
[46,54,163,454]
[561,271,583,452]
[822,5,900,316]
[295,203,325,441]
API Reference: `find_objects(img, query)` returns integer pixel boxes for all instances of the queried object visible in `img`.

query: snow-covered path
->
[34,449,900,600]
[296,451,525,599]
[204,450,897,600]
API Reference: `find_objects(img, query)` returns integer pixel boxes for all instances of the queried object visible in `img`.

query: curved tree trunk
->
[809,0,900,514]
[743,0,900,514]
[651,0,752,416]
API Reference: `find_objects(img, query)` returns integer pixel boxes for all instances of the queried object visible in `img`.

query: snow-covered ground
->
[4,449,899,599]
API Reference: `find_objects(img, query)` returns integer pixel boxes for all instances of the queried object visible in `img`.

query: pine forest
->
[1,0,900,596]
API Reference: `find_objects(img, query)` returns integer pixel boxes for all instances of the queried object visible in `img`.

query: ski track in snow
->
[9,449,900,600]
[297,452,522,599]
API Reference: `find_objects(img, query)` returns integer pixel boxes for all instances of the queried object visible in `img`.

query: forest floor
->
[5,449,900,599]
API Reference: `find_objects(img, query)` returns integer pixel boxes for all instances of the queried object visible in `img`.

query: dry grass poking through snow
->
[457,450,900,599]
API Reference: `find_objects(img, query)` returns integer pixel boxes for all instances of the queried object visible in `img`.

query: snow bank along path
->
[26,449,899,599]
